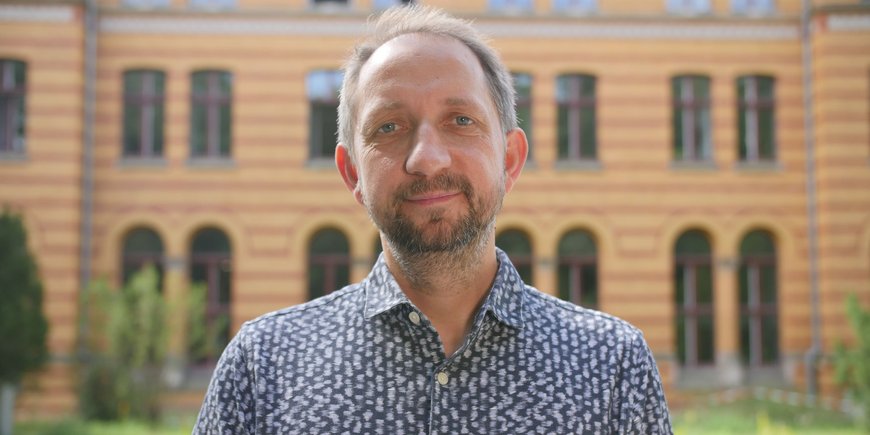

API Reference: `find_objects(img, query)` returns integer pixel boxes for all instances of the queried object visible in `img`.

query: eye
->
[455,116,473,126]
[378,122,397,134]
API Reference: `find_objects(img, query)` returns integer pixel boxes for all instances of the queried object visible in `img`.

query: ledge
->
[552,159,602,171]
[117,156,168,168]
[187,156,235,169]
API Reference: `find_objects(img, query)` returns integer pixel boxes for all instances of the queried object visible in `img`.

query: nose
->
[405,123,451,177]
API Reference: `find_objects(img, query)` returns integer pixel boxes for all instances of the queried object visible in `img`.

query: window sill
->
[735,160,781,172]
[670,160,717,171]
[117,156,167,168]
[187,156,235,169]
[0,151,27,162]
[306,158,335,170]
[553,159,602,171]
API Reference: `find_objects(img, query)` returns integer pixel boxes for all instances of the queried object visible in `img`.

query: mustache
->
[394,173,474,202]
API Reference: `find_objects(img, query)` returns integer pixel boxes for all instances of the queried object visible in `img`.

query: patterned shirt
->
[194,250,672,434]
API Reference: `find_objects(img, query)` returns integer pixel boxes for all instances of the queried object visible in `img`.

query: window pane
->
[558,230,596,256]
[123,102,141,156]
[675,265,685,305]
[557,104,570,159]
[512,72,532,159]
[696,264,712,304]
[698,314,715,363]
[761,265,777,304]
[220,103,232,156]
[739,314,750,363]
[558,265,571,301]
[580,106,596,159]
[758,107,775,159]
[675,230,710,255]
[740,230,774,255]
[192,228,231,253]
[676,314,687,364]
[191,104,207,156]
[307,70,343,160]
[580,264,597,309]
[762,314,779,363]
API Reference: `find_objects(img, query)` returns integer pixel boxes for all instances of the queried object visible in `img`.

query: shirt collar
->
[362,248,526,330]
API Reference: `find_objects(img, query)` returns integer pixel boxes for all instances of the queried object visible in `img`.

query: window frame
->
[123,69,166,159]
[188,228,233,366]
[556,74,597,162]
[308,228,351,300]
[557,230,598,309]
[672,75,712,163]
[0,59,26,155]
[190,70,233,160]
[739,230,779,367]
[674,230,715,367]
[306,70,343,163]
[496,228,534,285]
[737,75,776,163]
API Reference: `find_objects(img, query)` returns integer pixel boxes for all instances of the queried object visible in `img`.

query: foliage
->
[14,417,194,435]
[672,398,860,434]
[833,293,870,429]
[184,282,228,364]
[78,267,167,422]
[0,208,48,384]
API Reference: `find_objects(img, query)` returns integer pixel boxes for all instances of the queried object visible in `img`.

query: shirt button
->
[436,371,449,386]
[408,311,421,325]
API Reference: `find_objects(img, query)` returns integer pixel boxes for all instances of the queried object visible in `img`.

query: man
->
[194,5,672,434]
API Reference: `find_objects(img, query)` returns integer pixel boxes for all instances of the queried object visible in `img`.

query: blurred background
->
[0,0,868,433]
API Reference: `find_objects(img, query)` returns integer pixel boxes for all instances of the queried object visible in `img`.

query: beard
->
[365,172,503,257]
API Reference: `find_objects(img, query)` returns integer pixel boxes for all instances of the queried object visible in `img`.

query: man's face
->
[343,33,516,255]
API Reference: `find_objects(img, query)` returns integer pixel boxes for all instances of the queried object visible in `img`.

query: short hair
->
[337,5,517,159]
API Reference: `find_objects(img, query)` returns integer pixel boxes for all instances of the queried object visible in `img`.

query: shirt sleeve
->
[192,328,256,435]
[612,330,673,434]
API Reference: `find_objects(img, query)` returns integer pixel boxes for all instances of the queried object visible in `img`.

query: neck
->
[383,229,498,356]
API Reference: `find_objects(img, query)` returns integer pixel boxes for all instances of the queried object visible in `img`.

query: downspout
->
[78,0,97,358]
[800,0,822,400]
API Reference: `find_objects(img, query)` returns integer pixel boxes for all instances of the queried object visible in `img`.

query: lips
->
[404,191,462,206]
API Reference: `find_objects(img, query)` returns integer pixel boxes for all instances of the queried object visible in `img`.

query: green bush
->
[78,267,167,422]
[833,293,870,429]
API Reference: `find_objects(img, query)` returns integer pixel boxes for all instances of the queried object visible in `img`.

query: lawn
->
[14,399,864,434]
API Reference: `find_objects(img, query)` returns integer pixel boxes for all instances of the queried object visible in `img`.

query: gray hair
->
[337,5,517,159]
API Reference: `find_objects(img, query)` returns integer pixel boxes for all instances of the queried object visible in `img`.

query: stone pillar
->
[163,255,187,388]
[715,256,743,386]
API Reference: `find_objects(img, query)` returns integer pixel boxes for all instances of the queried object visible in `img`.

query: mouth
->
[404,191,462,206]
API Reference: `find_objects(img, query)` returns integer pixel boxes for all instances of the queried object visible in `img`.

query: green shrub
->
[833,293,870,429]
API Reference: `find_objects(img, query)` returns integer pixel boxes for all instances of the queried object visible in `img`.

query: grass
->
[672,398,864,434]
[13,399,864,434]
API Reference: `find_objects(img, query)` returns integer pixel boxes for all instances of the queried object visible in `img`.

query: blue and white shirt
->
[194,250,672,434]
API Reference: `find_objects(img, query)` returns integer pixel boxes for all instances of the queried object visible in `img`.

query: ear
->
[502,128,528,194]
[335,143,364,205]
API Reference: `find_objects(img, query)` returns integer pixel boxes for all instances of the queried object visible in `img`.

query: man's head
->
[338,5,518,160]
[335,6,527,265]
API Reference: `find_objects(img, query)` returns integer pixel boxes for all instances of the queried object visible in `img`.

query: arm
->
[612,330,673,434]
[192,329,256,435]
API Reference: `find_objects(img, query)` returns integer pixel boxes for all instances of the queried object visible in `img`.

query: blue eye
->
[456,116,473,126]
[378,122,397,133]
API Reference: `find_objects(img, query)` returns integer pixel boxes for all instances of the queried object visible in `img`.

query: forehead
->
[357,33,488,95]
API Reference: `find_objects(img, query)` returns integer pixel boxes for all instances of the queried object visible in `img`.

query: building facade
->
[0,0,868,418]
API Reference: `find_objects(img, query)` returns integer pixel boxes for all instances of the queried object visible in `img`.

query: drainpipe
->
[78,0,98,358]
[800,0,822,401]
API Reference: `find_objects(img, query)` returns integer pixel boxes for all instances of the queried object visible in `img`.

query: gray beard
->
[366,173,503,289]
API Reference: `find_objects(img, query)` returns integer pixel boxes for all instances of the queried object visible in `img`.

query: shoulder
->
[521,285,645,345]
[235,283,365,343]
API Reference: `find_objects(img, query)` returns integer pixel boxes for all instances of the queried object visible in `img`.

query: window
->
[489,0,534,12]
[731,0,775,15]
[557,230,597,309]
[0,59,26,154]
[308,228,350,300]
[667,0,711,14]
[552,0,597,13]
[674,230,714,367]
[512,72,533,161]
[737,76,775,162]
[307,70,343,161]
[189,228,232,364]
[121,227,164,290]
[557,74,597,161]
[672,75,712,162]
[496,229,533,285]
[123,70,166,158]
[373,0,413,9]
[312,0,349,6]
[739,230,778,366]
[122,0,171,8]
[191,70,232,159]
[189,0,236,8]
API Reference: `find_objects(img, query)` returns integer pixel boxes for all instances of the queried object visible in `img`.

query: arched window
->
[308,228,350,300]
[121,227,164,290]
[496,229,533,285]
[189,227,232,364]
[674,229,714,366]
[739,230,778,366]
[557,230,597,309]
